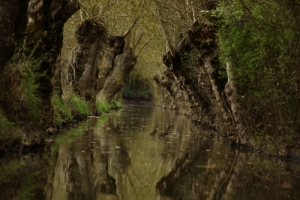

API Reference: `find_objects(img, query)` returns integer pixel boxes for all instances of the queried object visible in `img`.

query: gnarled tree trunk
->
[65,20,106,111]
[65,19,125,113]
[188,22,232,129]
[97,37,137,103]
[95,36,125,93]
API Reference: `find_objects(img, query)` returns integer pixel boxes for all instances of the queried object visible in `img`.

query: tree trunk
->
[98,42,137,103]
[66,19,125,112]
[202,56,232,131]
[26,0,80,126]
[224,59,250,146]
[67,20,106,111]
[0,0,79,127]
[95,36,125,93]
[188,21,235,132]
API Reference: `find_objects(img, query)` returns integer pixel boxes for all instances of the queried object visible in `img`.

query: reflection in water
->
[1,105,300,200]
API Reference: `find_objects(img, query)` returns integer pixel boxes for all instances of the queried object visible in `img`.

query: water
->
[1,105,300,200]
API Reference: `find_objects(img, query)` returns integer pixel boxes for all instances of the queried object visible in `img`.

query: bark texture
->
[0,0,79,149]
[155,34,216,128]
[26,0,80,125]
[98,40,137,103]
[67,20,107,111]
[65,19,125,113]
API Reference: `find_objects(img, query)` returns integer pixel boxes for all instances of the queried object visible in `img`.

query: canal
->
[0,105,299,199]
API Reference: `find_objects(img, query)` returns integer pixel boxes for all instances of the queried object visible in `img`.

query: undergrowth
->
[96,98,122,114]
[2,46,44,124]
[70,94,90,116]
[51,91,73,126]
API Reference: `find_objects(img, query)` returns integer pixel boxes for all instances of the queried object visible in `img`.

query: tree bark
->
[98,40,137,103]
[69,20,106,111]
[95,36,125,93]
[66,19,125,112]
[224,59,250,146]
[26,0,80,126]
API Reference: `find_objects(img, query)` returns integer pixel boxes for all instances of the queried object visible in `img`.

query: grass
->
[96,99,109,114]
[51,91,73,126]
[110,100,122,109]
[96,97,122,114]
[3,48,44,124]
[70,94,90,115]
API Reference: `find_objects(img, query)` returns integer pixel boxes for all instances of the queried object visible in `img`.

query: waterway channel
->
[0,105,300,199]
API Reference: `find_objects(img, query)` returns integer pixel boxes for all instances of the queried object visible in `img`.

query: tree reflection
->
[49,106,300,200]
[52,118,119,200]
[2,106,300,200]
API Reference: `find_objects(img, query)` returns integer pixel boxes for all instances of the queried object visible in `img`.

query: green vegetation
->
[70,94,90,116]
[96,99,110,113]
[52,121,88,147]
[0,0,299,154]
[218,0,300,141]
[51,91,73,126]
[3,47,44,124]
[96,98,122,114]
[110,100,122,109]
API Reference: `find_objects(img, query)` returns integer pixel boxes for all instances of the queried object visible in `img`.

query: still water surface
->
[1,105,300,200]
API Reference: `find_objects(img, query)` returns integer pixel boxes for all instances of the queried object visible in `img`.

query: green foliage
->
[96,97,122,114]
[51,91,73,126]
[110,100,122,109]
[3,46,44,124]
[96,99,109,113]
[218,0,300,135]
[16,171,43,200]
[70,94,90,115]
[79,0,145,35]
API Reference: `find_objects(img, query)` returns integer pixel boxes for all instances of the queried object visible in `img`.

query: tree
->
[218,0,300,151]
